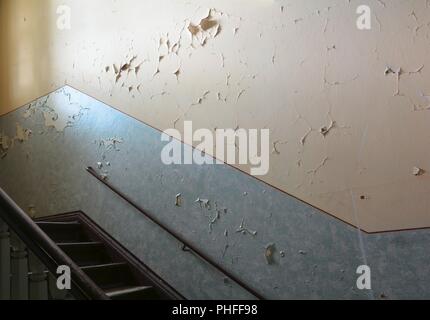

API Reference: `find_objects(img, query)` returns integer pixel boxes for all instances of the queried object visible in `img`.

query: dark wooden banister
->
[86,166,265,300]
[0,187,108,300]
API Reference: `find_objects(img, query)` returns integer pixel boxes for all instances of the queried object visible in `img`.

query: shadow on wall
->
[0,0,55,115]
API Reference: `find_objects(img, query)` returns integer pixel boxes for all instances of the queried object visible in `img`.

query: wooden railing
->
[0,187,107,300]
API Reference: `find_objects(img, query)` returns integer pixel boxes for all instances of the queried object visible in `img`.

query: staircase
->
[36,212,182,300]
[0,203,182,300]
[1,175,263,300]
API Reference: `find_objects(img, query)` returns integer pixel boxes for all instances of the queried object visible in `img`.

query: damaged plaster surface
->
[1,87,430,299]
[0,123,32,158]
[23,87,90,132]
[1,0,429,232]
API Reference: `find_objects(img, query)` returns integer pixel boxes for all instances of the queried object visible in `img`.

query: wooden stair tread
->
[36,221,80,226]
[57,241,103,247]
[105,286,157,300]
[81,262,128,271]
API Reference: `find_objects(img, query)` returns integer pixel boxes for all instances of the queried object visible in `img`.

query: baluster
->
[28,252,48,300]
[0,219,11,300]
[10,233,28,300]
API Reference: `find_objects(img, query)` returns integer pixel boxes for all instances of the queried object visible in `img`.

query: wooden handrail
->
[0,187,108,300]
[86,166,265,300]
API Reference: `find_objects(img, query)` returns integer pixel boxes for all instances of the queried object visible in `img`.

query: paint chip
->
[174,68,181,80]
[236,218,257,237]
[320,120,335,137]
[14,123,32,143]
[188,9,221,47]
[113,64,119,74]
[195,198,211,209]
[175,193,182,207]
[100,137,123,151]
[412,167,425,176]
[0,133,10,151]
[209,210,220,231]
[28,205,37,218]
[265,243,276,265]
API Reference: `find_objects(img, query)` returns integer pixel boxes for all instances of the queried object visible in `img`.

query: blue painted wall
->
[0,86,429,299]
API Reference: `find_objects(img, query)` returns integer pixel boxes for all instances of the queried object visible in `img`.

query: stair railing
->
[0,187,108,300]
[87,166,265,300]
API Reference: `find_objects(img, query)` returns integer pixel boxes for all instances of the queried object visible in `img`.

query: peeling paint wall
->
[1,0,430,232]
[1,87,430,299]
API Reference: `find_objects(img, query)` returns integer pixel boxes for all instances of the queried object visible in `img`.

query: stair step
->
[57,242,111,267]
[35,212,180,300]
[37,221,80,226]
[57,242,102,246]
[36,221,88,243]
[106,286,159,300]
[81,262,136,290]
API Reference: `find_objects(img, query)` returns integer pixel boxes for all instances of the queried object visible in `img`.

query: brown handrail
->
[0,187,108,300]
[86,166,265,300]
